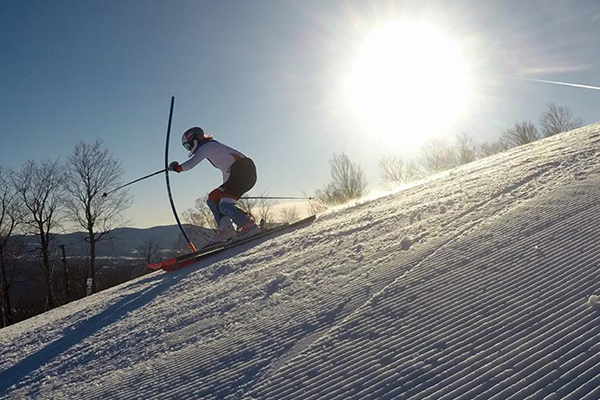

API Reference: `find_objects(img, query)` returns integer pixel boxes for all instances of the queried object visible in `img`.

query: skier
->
[168,127,259,244]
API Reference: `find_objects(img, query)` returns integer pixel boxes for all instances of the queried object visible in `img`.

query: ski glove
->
[169,161,183,173]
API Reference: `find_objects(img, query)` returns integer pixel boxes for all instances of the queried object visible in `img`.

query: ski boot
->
[209,217,237,245]
[237,221,260,240]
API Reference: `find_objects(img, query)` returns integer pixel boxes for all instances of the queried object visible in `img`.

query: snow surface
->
[1,124,600,399]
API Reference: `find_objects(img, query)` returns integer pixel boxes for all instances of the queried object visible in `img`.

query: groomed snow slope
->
[1,124,600,400]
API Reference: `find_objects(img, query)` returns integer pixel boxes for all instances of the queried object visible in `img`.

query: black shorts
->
[220,158,257,199]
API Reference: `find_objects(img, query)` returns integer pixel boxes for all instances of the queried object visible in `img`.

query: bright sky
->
[2,0,600,228]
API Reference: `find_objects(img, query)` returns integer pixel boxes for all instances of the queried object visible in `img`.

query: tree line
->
[0,140,131,328]
[314,103,582,205]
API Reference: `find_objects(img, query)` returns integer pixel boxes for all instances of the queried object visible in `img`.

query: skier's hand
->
[169,161,183,173]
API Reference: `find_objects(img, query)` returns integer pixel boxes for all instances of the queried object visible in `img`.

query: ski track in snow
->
[0,125,600,399]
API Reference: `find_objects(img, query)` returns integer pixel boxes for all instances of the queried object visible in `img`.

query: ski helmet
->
[182,127,205,155]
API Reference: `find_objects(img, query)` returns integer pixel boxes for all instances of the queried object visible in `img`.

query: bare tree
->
[253,193,276,226]
[501,121,539,148]
[63,140,132,294]
[0,237,25,323]
[478,140,510,158]
[417,139,458,174]
[454,133,479,165]
[539,103,583,137]
[315,153,368,205]
[279,206,300,224]
[379,156,426,187]
[13,160,64,310]
[379,155,408,189]
[237,197,256,222]
[184,195,217,230]
[404,160,426,182]
[58,245,72,304]
[0,168,24,327]
[307,197,328,215]
[135,237,162,265]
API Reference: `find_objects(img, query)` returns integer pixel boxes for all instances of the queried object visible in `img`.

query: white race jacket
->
[180,140,246,182]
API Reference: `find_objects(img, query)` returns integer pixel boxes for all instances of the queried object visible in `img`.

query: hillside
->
[15,224,213,258]
[1,123,600,399]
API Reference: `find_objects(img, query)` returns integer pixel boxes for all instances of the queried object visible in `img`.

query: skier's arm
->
[179,149,207,171]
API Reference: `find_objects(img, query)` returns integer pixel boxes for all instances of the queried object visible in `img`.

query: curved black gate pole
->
[164,96,197,252]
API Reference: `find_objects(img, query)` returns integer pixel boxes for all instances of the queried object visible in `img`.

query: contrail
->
[510,77,600,91]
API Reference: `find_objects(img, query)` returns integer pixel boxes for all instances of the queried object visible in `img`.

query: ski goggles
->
[183,141,192,150]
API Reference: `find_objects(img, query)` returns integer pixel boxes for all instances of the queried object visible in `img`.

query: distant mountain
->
[15,224,214,258]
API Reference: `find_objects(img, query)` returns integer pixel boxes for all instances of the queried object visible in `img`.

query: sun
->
[345,21,472,148]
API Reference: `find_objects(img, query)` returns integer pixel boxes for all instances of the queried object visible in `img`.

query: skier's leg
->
[218,198,253,227]
[207,189,237,243]
[220,158,258,227]
[206,197,223,227]
[219,199,259,237]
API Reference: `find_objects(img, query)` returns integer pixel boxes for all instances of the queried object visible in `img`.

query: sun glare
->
[346,21,471,149]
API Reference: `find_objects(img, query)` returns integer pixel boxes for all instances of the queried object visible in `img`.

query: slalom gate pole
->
[241,196,315,200]
[101,169,166,197]
[164,96,197,252]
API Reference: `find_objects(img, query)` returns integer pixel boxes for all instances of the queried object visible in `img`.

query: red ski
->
[148,215,316,272]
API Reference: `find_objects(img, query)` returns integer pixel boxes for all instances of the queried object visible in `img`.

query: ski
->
[148,215,316,272]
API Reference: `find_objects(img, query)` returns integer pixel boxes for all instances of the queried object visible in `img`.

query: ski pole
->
[164,96,197,253]
[102,168,166,197]
[240,196,315,200]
